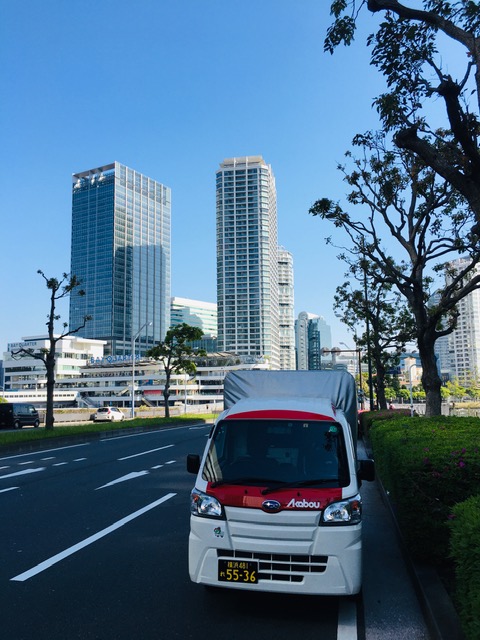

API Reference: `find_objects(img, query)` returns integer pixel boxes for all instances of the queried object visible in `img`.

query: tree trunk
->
[163,370,171,419]
[375,361,388,410]
[45,350,56,430]
[418,333,443,417]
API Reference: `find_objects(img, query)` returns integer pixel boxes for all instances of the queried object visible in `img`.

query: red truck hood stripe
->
[207,484,341,509]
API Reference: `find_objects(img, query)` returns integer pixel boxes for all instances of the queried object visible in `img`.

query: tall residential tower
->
[216,156,280,368]
[69,162,171,356]
[278,247,295,369]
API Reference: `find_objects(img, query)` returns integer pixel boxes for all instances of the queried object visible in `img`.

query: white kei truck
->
[187,370,375,595]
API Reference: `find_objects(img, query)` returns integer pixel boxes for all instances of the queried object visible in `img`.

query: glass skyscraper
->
[216,156,280,368]
[295,312,332,370]
[69,162,171,356]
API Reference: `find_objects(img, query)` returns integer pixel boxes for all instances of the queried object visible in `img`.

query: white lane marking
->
[0,487,19,494]
[41,457,56,461]
[19,461,35,465]
[164,460,176,465]
[73,458,87,462]
[53,462,68,467]
[0,443,89,462]
[0,468,46,480]
[151,465,164,469]
[0,466,10,470]
[10,493,176,582]
[96,471,149,489]
[337,597,358,640]
[118,444,174,461]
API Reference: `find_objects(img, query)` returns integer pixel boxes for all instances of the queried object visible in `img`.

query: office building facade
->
[69,162,171,356]
[295,312,332,370]
[216,156,280,368]
[278,247,295,369]
[170,297,217,336]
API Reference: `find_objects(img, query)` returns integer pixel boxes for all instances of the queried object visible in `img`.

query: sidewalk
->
[360,440,465,640]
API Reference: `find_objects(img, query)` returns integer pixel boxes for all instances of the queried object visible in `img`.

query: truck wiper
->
[210,477,277,488]
[261,478,338,495]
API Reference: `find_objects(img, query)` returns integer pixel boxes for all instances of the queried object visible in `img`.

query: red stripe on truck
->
[207,484,341,509]
[224,409,335,421]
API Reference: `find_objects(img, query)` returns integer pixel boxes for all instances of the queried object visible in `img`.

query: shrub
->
[369,416,480,563]
[359,408,411,437]
[450,495,480,640]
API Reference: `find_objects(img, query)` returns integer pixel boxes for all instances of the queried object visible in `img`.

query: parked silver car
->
[93,407,125,422]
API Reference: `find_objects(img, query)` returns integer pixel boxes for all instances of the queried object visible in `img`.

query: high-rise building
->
[216,156,280,368]
[295,312,332,370]
[69,162,171,356]
[278,247,295,370]
[441,258,480,384]
[170,297,217,336]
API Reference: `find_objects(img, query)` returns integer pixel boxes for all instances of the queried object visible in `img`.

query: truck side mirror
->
[187,454,200,474]
[359,458,375,482]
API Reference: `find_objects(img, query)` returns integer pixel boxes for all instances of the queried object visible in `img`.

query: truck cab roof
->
[222,397,341,423]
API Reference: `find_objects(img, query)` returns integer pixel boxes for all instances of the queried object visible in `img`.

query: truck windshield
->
[202,419,349,488]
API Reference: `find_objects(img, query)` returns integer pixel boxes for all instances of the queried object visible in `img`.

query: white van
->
[187,371,374,596]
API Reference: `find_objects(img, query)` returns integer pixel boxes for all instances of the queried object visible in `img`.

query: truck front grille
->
[217,549,328,583]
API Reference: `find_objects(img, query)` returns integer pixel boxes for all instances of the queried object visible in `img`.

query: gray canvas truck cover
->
[223,369,358,447]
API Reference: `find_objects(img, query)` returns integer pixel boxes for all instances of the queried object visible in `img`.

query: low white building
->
[2,335,106,405]
[1,334,269,410]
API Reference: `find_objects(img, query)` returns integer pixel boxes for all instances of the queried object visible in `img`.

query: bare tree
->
[334,263,415,409]
[12,271,91,430]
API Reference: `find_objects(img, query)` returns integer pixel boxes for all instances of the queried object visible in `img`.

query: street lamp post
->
[408,363,416,418]
[131,322,152,419]
[340,342,364,410]
[184,373,189,414]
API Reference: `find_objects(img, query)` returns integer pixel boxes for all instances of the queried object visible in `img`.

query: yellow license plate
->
[218,559,258,584]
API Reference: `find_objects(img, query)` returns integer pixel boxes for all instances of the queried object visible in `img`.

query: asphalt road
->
[0,425,429,640]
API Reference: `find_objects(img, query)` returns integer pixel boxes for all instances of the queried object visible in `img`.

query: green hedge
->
[450,495,480,640]
[359,408,411,436]
[369,415,480,563]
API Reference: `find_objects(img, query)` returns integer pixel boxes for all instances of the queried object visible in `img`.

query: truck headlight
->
[190,489,224,518]
[321,495,362,525]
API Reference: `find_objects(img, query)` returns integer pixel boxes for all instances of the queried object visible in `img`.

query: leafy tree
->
[334,262,415,409]
[146,323,206,419]
[325,0,480,229]
[465,386,480,399]
[310,133,480,416]
[384,386,397,402]
[444,378,467,399]
[398,387,411,402]
[11,271,90,430]
[412,387,427,402]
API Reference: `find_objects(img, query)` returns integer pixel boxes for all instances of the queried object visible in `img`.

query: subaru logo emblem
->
[262,499,281,513]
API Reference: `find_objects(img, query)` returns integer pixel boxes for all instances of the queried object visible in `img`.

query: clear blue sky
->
[0,0,386,355]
